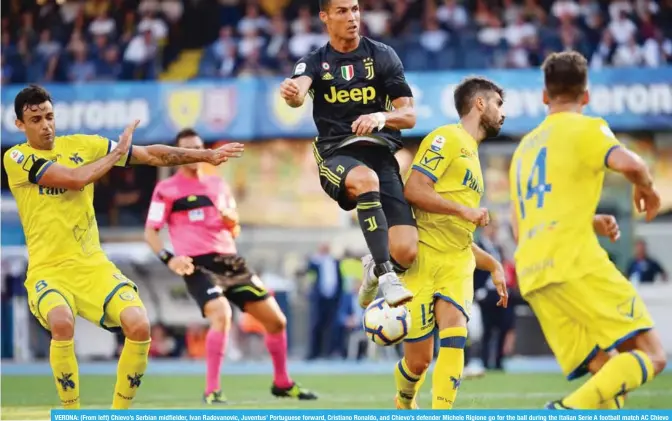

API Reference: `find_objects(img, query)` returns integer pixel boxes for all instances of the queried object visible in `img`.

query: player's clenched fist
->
[168,255,195,276]
[593,214,621,242]
[460,207,490,226]
[280,78,300,100]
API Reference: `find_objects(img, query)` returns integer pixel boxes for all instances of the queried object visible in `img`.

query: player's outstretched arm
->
[405,169,489,225]
[37,120,138,190]
[129,143,244,167]
[472,243,508,307]
[606,147,660,221]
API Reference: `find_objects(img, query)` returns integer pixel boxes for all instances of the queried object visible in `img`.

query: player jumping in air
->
[394,77,509,410]
[279,0,417,309]
[509,51,666,410]
[4,85,244,409]
[144,129,317,404]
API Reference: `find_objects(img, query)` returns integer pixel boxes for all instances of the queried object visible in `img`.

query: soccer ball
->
[362,298,411,346]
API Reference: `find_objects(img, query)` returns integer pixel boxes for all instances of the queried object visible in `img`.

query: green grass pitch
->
[2,373,671,419]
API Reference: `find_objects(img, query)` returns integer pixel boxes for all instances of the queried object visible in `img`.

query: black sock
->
[356,191,391,268]
[390,257,408,275]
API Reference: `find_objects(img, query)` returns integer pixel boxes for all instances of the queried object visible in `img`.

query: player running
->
[279,0,417,309]
[144,128,317,404]
[3,85,244,409]
[509,51,666,410]
[392,77,509,410]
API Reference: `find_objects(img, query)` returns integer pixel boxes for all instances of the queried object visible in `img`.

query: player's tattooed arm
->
[129,143,244,166]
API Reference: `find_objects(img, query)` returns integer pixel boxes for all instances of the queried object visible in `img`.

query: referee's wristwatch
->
[158,249,174,265]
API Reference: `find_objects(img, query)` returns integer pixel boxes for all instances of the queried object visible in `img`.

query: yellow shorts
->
[402,243,475,342]
[26,259,145,332]
[525,264,654,380]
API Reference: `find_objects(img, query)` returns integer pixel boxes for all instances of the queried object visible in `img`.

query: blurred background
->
[1,0,671,406]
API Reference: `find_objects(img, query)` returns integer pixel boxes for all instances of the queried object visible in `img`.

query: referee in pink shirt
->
[144,129,317,404]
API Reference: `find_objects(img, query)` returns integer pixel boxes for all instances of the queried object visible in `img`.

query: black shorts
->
[183,253,269,316]
[316,144,416,228]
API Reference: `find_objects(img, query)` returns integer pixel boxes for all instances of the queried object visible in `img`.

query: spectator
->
[642,29,672,66]
[608,10,638,45]
[68,48,96,83]
[238,4,269,36]
[137,9,168,44]
[363,0,392,36]
[627,240,668,284]
[474,221,515,371]
[123,29,158,80]
[304,243,344,360]
[613,36,644,67]
[420,16,449,53]
[89,10,116,38]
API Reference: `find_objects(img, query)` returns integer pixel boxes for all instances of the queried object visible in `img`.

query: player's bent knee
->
[587,350,615,374]
[120,306,151,341]
[47,306,75,340]
[406,355,431,375]
[345,166,379,197]
[649,349,667,375]
[205,299,231,332]
[390,237,418,268]
[265,311,287,334]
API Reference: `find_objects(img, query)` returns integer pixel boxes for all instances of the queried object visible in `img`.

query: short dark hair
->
[319,0,331,11]
[453,77,504,117]
[14,84,52,121]
[175,128,200,145]
[542,51,588,100]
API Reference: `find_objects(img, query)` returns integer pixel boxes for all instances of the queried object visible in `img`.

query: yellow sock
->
[563,350,654,409]
[112,338,150,409]
[432,327,467,409]
[394,358,425,408]
[50,340,80,409]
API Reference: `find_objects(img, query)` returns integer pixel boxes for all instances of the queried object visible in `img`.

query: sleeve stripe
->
[124,145,133,167]
[411,164,438,182]
[33,161,54,184]
[604,145,621,168]
[106,139,112,155]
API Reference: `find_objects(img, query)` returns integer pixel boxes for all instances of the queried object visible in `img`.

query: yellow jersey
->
[410,124,484,252]
[509,112,621,296]
[3,134,131,279]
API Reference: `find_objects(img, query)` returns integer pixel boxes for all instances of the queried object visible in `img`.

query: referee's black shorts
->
[183,254,269,316]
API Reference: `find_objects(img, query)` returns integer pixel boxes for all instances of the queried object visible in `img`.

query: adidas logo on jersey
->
[322,73,334,81]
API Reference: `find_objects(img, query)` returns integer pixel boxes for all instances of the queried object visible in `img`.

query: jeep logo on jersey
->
[324,86,376,104]
[340,65,354,81]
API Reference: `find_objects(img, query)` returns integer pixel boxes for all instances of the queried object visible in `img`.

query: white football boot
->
[358,254,414,308]
[357,254,379,309]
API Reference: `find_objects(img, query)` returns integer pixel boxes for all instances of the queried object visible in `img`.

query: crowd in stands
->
[2,0,672,84]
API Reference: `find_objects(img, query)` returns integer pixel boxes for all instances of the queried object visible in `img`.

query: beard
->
[480,112,502,138]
